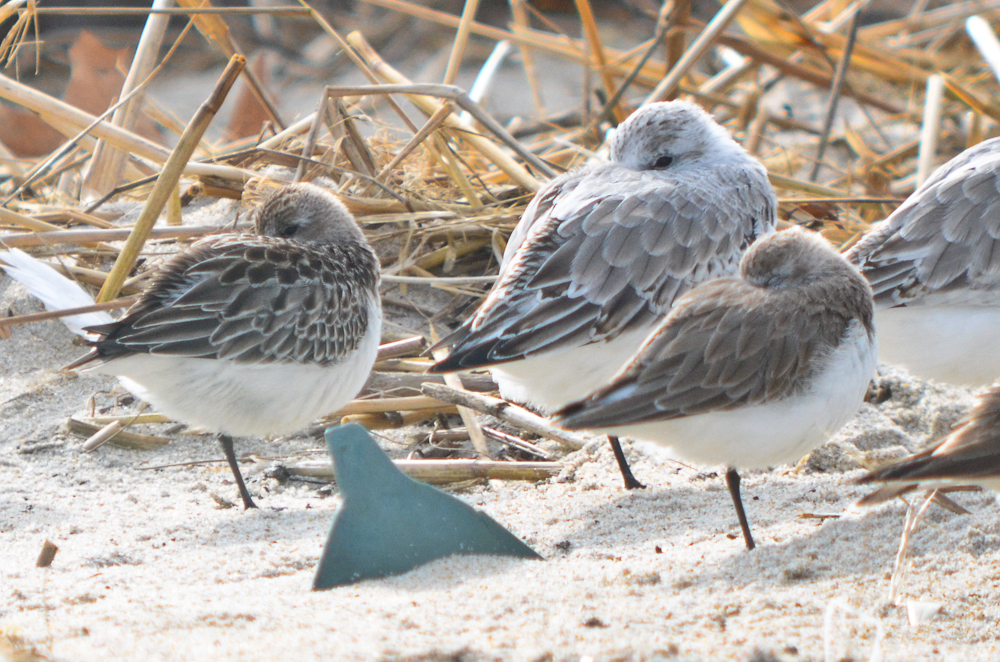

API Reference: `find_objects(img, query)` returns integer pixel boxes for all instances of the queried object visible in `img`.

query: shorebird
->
[429,101,776,488]
[553,227,877,550]
[845,136,1000,386]
[856,379,1000,503]
[67,183,382,509]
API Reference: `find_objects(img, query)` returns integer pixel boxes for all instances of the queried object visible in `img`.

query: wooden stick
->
[97,54,246,302]
[287,457,561,484]
[421,382,586,451]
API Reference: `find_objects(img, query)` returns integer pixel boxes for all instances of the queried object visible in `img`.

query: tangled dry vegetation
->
[2,0,1000,472]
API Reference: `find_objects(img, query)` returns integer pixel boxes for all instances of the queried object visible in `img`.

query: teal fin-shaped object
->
[313,423,541,590]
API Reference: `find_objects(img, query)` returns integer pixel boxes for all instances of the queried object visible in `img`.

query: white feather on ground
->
[0,248,113,336]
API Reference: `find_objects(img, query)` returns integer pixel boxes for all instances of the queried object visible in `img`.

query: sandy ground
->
[2,21,999,659]
[2,259,1000,662]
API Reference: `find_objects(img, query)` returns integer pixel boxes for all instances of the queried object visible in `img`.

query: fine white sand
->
[2,269,1000,662]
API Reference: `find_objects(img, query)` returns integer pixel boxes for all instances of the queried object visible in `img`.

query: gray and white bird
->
[67,183,382,508]
[845,136,1000,386]
[553,227,877,550]
[857,379,1000,504]
[430,101,776,488]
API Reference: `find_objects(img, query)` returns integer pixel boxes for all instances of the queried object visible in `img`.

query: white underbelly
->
[489,327,656,414]
[88,319,381,437]
[597,321,877,469]
[875,306,1000,386]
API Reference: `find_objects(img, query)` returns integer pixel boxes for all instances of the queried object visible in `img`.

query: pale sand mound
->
[2,276,1000,662]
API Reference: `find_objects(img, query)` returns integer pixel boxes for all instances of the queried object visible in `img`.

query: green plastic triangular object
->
[313,423,541,590]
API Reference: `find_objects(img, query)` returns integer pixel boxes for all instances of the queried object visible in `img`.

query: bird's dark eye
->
[278,224,298,238]
[652,155,673,169]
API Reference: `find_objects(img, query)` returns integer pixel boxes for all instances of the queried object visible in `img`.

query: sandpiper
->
[429,101,776,488]
[553,227,877,550]
[856,379,1000,503]
[67,183,382,509]
[845,136,1000,386]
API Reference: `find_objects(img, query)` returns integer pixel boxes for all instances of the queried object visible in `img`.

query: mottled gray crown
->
[254,182,364,245]
[741,226,859,289]
[609,101,747,171]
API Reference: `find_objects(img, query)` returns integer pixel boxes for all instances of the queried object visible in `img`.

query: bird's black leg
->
[219,435,257,510]
[726,467,755,550]
[608,435,645,490]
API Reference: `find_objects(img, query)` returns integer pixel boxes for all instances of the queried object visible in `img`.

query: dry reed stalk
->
[810,7,862,182]
[83,413,172,425]
[429,342,492,460]
[97,54,246,303]
[176,0,284,129]
[859,0,1000,41]
[342,408,454,430]
[0,225,213,249]
[443,0,482,85]
[0,73,251,182]
[365,371,497,394]
[917,74,944,187]
[376,103,455,181]
[333,395,450,416]
[344,35,546,191]
[0,297,137,330]
[574,0,625,122]
[30,5,311,16]
[644,0,751,104]
[508,0,544,115]
[940,74,1000,124]
[768,173,848,197]
[432,132,483,208]
[665,0,692,74]
[304,4,420,133]
[482,426,554,460]
[421,383,586,451]
[0,207,63,232]
[888,490,939,604]
[82,0,172,199]
[287,457,561,484]
[66,417,171,450]
[714,34,903,114]
[376,335,427,361]
[356,0,666,88]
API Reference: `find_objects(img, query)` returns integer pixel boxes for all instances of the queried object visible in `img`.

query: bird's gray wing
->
[858,381,1000,487]
[88,235,379,366]
[845,136,1000,308]
[553,279,852,429]
[432,161,774,371]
